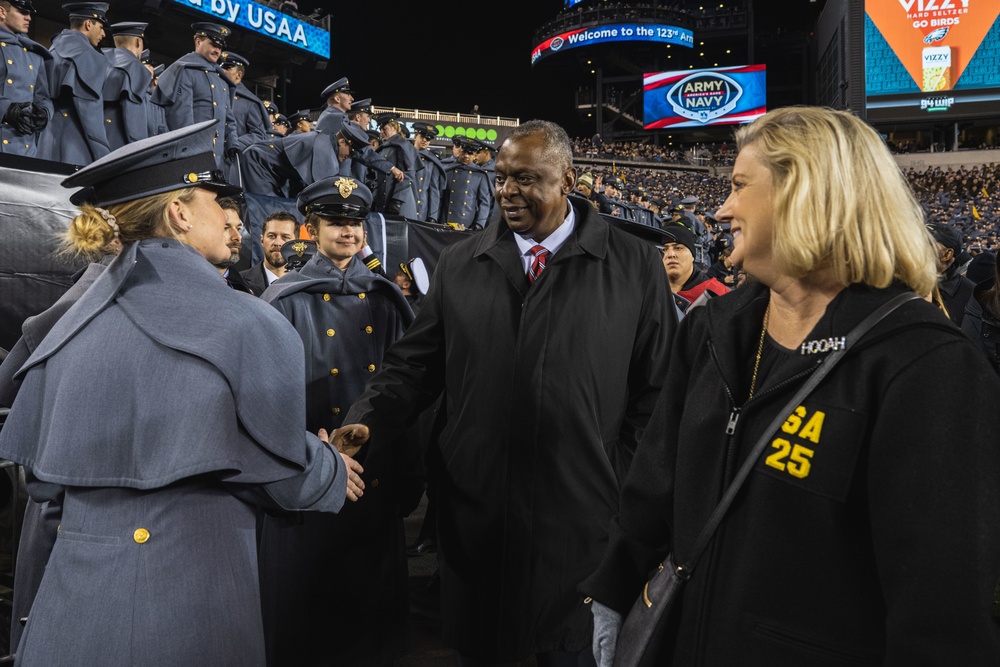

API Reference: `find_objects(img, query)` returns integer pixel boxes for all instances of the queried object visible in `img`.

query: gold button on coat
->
[358,293,366,299]
[323,293,331,301]
[330,368,339,376]
[133,528,150,544]
[365,326,373,334]
[367,364,375,372]
[326,329,335,337]
[331,407,341,415]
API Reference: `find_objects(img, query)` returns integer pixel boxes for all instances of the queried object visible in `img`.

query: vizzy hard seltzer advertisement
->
[865,0,999,95]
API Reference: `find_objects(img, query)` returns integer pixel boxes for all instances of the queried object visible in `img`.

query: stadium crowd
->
[572,143,1000,253]
[572,136,735,165]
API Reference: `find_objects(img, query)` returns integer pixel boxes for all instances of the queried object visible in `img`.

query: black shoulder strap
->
[677,291,922,579]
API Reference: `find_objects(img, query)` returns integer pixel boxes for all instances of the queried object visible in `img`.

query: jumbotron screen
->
[532,23,693,66]
[643,65,767,129]
[865,0,1000,121]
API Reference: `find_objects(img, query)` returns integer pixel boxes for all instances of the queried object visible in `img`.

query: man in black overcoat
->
[335,120,676,664]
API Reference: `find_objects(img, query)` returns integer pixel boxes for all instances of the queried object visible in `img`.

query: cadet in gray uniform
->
[412,121,445,222]
[439,135,461,166]
[287,108,311,134]
[348,96,372,130]
[0,0,51,156]
[144,61,166,137]
[39,2,111,165]
[268,112,289,138]
[0,118,364,667]
[259,177,413,667]
[101,21,152,151]
[241,113,368,198]
[220,51,269,150]
[471,138,497,220]
[315,75,351,135]
[152,22,237,170]
[441,136,492,229]
[372,112,419,217]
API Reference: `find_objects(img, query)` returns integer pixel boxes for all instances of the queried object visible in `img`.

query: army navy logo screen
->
[664,72,743,124]
[643,65,766,129]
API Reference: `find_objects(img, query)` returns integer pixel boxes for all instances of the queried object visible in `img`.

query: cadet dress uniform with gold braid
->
[0,0,53,157]
[258,177,415,666]
[151,23,237,171]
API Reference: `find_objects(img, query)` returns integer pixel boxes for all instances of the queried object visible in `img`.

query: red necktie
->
[527,245,550,284]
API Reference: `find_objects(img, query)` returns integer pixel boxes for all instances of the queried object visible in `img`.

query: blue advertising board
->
[169,0,330,58]
[644,65,766,129]
[531,23,693,66]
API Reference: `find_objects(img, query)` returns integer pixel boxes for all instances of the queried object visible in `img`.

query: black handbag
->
[612,293,920,667]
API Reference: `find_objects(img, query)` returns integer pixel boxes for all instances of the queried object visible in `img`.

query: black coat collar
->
[472,197,609,296]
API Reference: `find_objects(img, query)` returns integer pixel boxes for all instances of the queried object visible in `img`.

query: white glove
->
[591,599,623,667]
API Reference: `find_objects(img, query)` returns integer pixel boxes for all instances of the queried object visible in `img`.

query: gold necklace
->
[748,302,770,400]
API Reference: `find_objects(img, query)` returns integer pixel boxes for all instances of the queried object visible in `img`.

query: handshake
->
[3,102,49,135]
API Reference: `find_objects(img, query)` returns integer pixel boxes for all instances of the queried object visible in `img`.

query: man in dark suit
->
[334,120,676,665]
[215,197,254,293]
[242,211,299,296]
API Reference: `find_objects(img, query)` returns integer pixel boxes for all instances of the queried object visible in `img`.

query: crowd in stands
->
[572,154,1000,257]
[572,137,736,166]
[909,164,1000,252]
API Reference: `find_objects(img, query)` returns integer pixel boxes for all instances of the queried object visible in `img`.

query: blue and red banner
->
[532,23,693,66]
[643,65,767,129]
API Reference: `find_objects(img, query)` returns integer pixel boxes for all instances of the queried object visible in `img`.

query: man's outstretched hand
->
[317,426,369,501]
[329,424,371,458]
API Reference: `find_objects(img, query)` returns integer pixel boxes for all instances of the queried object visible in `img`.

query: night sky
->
[278,0,826,138]
[284,0,599,134]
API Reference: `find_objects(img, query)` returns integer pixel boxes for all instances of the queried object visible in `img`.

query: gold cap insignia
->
[186,173,199,183]
[334,177,359,199]
[292,241,307,257]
